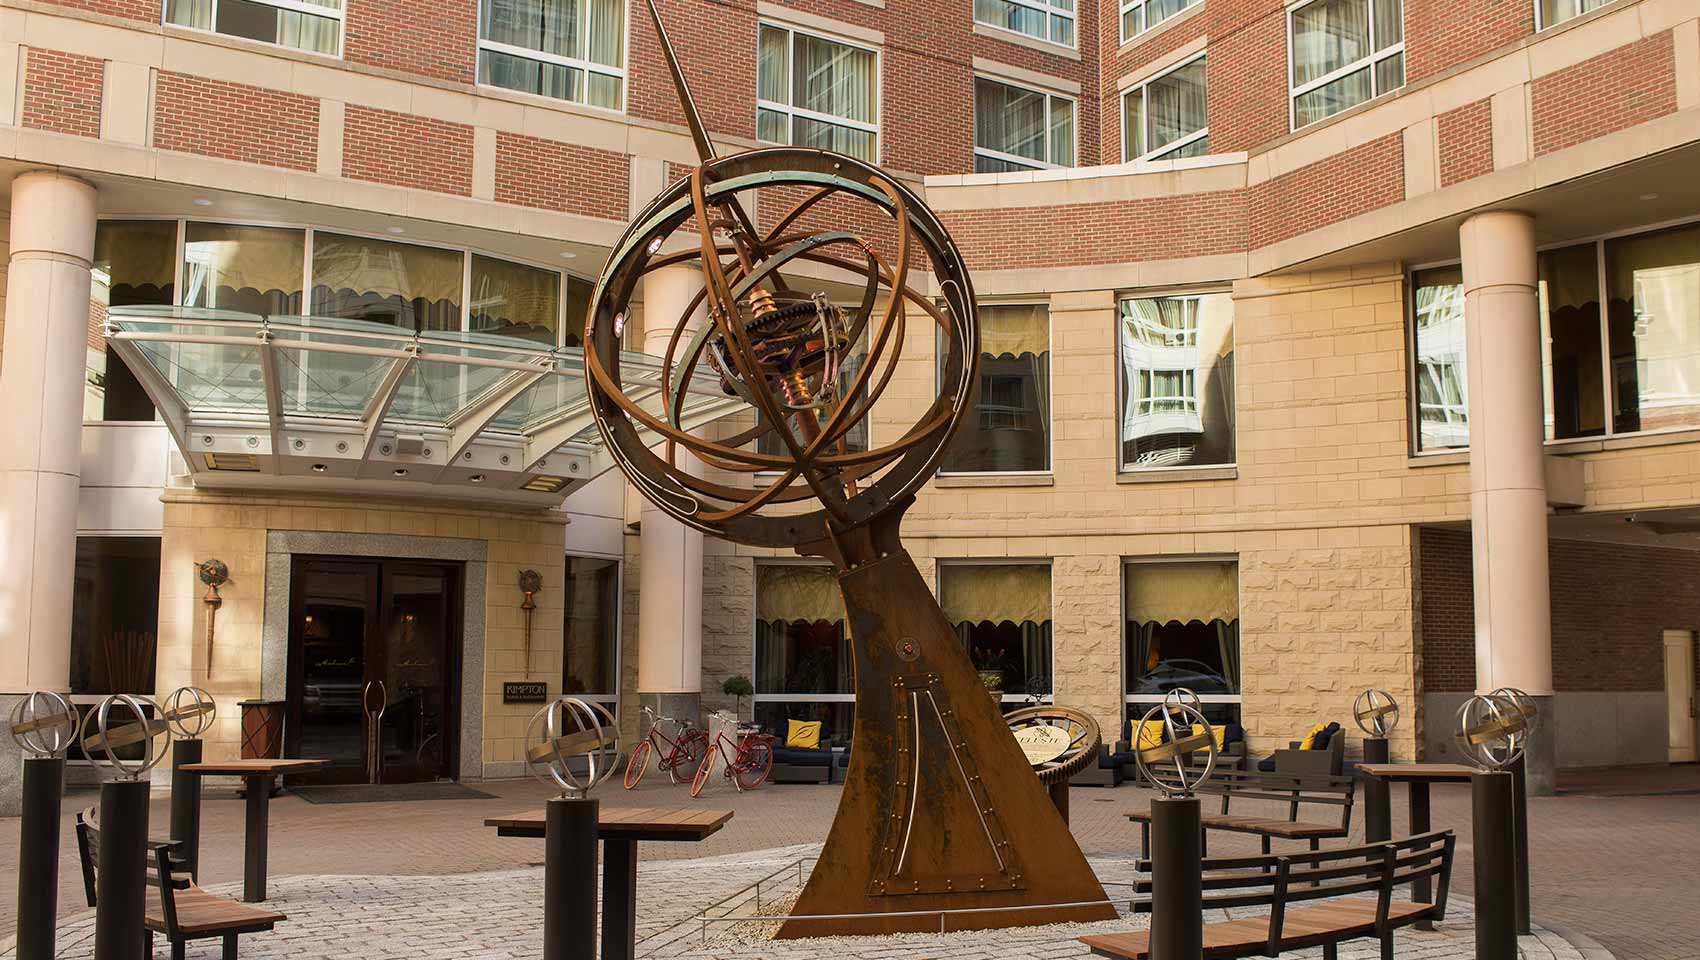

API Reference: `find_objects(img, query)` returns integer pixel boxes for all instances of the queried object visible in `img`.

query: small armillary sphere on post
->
[1131,693,1219,797]
[162,686,217,740]
[8,690,77,759]
[1353,688,1401,738]
[79,694,169,781]
[580,0,1112,937]
[1455,694,1530,771]
[525,697,618,799]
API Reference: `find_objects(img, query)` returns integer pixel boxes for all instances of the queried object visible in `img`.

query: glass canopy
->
[103,306,744,502]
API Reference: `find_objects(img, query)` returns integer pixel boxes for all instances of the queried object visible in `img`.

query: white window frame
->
[1119,0,1200,45]
[475,0,630,113]
[974,0,1078,49]
[1120,52,1209,162]
[934,558,1056,704]
[756,21,882,163]
[1121,554,1243,720]
[1534,0,1610,31]
[1285,0,1405,131]
[1115,288,1236,473]
[973,74,1076,173]
[163,0,346,57]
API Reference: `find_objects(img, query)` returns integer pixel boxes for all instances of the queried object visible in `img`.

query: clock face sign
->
[1012,724,1072,766]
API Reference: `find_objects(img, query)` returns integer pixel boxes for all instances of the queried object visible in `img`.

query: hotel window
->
[1537,0,1608,29]
[563,556,619,706]
[1118,292,1234,469]
[937,562,1053,702]
[1410,266,1468,451]
[1604,222,1700,435]
[310,232,466,333]
[470,254,560,346]
[164,0,343,55]
[1288,0,1403,129]
[70,537,162,696]
[753,563,855,747]
[1120,0,1199,43]
[757,23,879,163]
[87,221,173,423]
[183,223,306,316]
[975,0,1076,47]
[1124,558,1239,728]
[941,303,1051,473]
[477,0,627,111]
[974,76,1075,173]
[1121,54,1208,162]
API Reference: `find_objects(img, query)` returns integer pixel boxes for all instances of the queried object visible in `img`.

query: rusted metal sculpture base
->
[776,548,1114,938]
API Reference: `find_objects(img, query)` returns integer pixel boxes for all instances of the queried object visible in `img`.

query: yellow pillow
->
[785,719,823,749]
[1298,722,1326,750]
[1191,723,1227,750]
[1130,720,1165,751]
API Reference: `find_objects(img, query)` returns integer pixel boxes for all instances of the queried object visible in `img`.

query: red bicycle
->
[690,713,776,797]
[623,707,709,789]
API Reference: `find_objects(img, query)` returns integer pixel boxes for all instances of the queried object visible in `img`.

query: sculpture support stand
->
[1508,754,1531,935]
[1472,772,1517,960]
[15,757,64,960]
[1047,780,1070,824]
[1362,737,1389,765]
[544,796,599,960]
[170,738,204,880]
[1150,796,1204,960]
[94,779,150,960]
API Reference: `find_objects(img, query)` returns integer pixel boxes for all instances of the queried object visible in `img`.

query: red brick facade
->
[494,132,630,220]
[45,0,156,22]
[342,106,475,196]
[1418,526,1700,694]
[1248,133,1404,248]
[154,72,320,172]
[22,47,104,139]
[1437,98,1493,188]
[1203,3,1289,154]
[1532,31,1678,158]
[1404,0,1532,85]
[344,0,478,84]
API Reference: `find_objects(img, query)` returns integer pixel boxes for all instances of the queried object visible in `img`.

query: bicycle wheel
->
[623,738,652,790]
[689,748,716,798]
[733,737,774,791]
[669,729,709,785]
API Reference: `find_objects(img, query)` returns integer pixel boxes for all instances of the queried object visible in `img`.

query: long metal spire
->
[644,0,717,164]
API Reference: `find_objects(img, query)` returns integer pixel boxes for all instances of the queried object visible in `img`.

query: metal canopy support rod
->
[256,331,285,471]
[440,363,554,471]
[358,345,420,467]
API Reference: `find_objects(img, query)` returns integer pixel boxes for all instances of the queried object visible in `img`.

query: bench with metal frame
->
[1080,830,1456,960]
[76,806,287,959]
[1127,766,1355,859]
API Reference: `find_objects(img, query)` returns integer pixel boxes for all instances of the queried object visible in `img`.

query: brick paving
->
[0,767,1694,958]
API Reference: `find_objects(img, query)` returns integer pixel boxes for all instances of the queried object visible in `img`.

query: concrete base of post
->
[544,796,600,960]
[15,756,64,960]
[94,778,150,960]
[1472,771,1518,960]
[1150,796,1204,960]
[1362,737,1389,765]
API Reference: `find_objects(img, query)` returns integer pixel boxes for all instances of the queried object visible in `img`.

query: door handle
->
[362,681,389,784]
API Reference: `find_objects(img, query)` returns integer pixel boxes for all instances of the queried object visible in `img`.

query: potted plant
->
[722,674,754,719]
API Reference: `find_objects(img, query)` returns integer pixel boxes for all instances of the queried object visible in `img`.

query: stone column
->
[0,172,98,814]
[1459,210,1556,794]
[635,263,705,725]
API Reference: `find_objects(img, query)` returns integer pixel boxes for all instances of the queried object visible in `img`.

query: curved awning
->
[103,306,744,505]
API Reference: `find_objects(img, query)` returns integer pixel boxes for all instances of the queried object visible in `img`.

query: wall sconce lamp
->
[198,559,229,678]
[519,569,542,677]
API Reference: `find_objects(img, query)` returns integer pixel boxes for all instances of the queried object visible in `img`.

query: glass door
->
[289,559,380,785]
[376,565,457,783]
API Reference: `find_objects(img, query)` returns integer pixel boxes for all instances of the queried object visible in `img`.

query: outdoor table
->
[1358,762,1473,928]
[183,758,327,902]
[486,805,733,960]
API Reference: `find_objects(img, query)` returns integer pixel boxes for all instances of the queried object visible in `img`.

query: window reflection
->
[938,562,1053,697]
[183,223,306,316]
[470,254,560,346]
[310,232,465,332]
[1411,266,1467,450]
[1540,243,1605,440]
[942,304,1050,473]
[1119,292,1234,467]
[1606,222,1700,435]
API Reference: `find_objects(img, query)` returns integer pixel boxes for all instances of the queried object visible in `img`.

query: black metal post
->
[1472,771,1517,960]
[601,838,638,960]
[170,738,204,880]
[15,756,65,960]
[544,796,599,960]
[94,778,150,960]
[1508,754,1531,935]
[1362,773,1391,844]
[1362,737,1389,765]
[1411,779,1434,929]
[243,773,272,902]
[1150,796,1203,960]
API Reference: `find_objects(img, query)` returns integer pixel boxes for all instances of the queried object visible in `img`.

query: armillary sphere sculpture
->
[79,694,168,781]
[525,697,619,798]
[580,0,1112,937]
[8,690,77,758]
[1130,697,1218,797]
[1353,688,1400,738]
[1454,694,1528,771]
[162,686,217,740]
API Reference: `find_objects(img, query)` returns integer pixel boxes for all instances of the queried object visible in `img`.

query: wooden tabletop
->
[182,758,328,775]
[485,804,733,841]
[1357,763,1477,781]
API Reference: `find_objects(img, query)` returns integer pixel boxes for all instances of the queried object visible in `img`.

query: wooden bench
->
[1127,767,1354,859]
[76,806,286,959]
[1080,831,1456,960]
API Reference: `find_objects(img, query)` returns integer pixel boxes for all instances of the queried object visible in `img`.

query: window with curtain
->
[756,23,879,162]
[164,0,343,55]
[563,556,619,700]
[938,563,1053,699]
[477,0,626,110]
[182,223,306,316]
[1124,558,1239,727]
[1119,292,1234,469]
[1411,266,1468,451]
[1119,0,1198,43]
[1605,222,1700,436]
[940,303,1050,473]
[1538,0,1608,29]
[469,254,561,346]
[87,221,173,423]
[753,563,855,746]
[1288,0,1403,129]
[309,232,466,332]
[562,275,595,348]
[70,537,161,696]
[974,0,1076,47]
[974,76,1075,173]
[1122,54,1207,162]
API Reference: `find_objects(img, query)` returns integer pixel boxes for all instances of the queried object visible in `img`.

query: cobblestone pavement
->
[0,767,1695,958]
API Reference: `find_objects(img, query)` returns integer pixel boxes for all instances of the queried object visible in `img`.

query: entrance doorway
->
[286,557,462,784]
[1664,630,1697,764]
